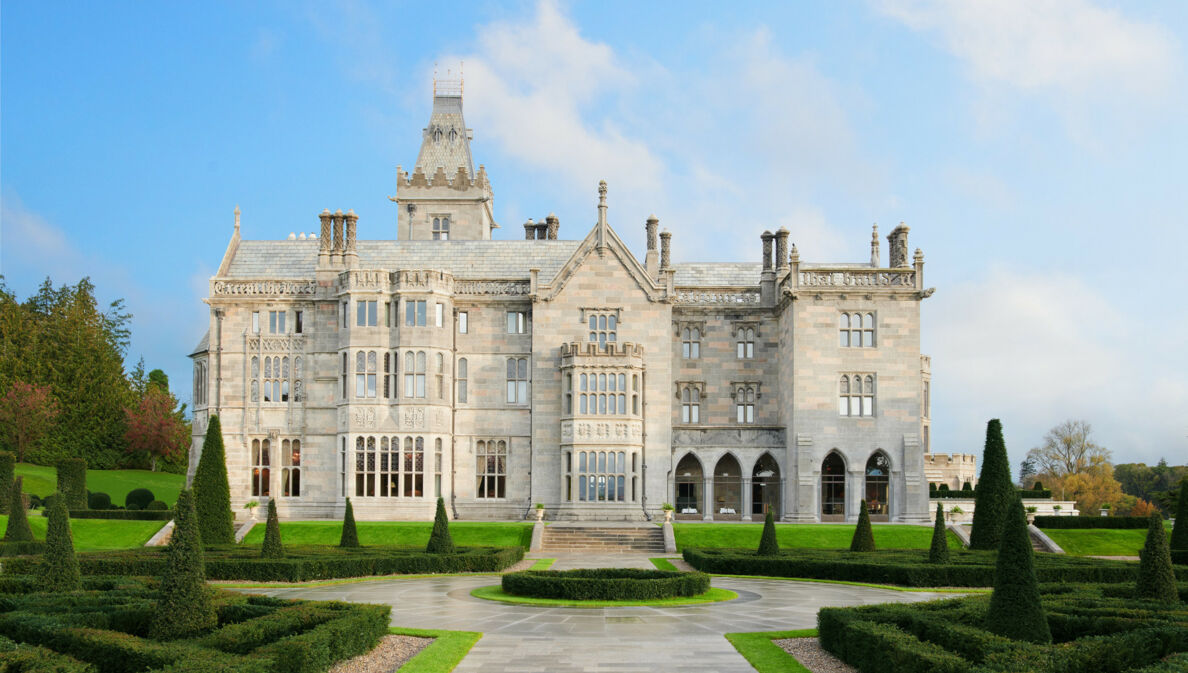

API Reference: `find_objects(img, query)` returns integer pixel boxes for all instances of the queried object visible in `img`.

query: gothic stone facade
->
[189,90,941,523]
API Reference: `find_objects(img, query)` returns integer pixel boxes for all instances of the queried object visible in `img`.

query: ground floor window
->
[865,452,890,519]
[251,438,270,497]
[576,450,632,502]
[354,435,427,498]
[476,440,506,498]
[821,452,845,518]
[280,439,301,497]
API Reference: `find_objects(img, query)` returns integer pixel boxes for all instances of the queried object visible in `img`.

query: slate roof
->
[672,263,762,287]
[190,330,209,356]
[415,94,474,175]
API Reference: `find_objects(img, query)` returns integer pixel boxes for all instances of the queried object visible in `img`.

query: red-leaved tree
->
[0,381,60,462]
[124,387,188,471]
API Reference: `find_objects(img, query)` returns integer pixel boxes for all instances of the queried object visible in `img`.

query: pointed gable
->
[415,93,474,177]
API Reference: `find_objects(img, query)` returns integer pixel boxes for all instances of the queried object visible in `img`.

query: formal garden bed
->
[0,515,167,551]
[501,568,711,601]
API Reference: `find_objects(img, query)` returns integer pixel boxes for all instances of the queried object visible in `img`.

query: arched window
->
[840,374,875,417]
[252,438,270,497]
[821,452,845,519]
[865,452,890,519]
[674,454,703,515]
[476,439,506,498]
[576,449,632,502]
[434,438,443,497]
[293,357,303,402]
[841,312,876,348]
[681,386,700,424]
[282,439,301,497]
[736,328,755,358]
[682,327,700,359]
[735,385,756,424]
[432,217,450,240]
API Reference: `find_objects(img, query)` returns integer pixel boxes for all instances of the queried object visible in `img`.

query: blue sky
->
[2,1,1186,471]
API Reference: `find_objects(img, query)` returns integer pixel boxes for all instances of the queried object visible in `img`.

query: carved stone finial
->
[790,244,800,263]
[914,247,924,264]
[871,223,881,267]
[598,180,607,202]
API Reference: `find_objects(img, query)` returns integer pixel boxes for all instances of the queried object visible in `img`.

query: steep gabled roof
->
[414,94,474,175]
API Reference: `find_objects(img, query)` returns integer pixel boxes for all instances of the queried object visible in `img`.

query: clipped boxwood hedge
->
[930,489,1053,499]
[3,545,524,582]
[682,547,1187,587]
[1035,515,1153,529]
[0,541,47,557]
[39,509,175,521]
[502,568,711,600]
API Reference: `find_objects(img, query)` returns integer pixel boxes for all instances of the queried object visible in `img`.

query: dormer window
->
[432,217,450,240]
[433,128,442,143]
[449,128,457,142]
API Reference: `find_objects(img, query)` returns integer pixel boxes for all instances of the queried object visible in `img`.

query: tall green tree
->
[929,502,949,564]
[339,498,359,548]
[261,499,284,559]
[985,496,1050,643]
[757,510,779,556]
[3,477,33,542]
[1136,511,1178,603]
[152,489,217,639]
[39,493,80,591]
[850,501,875,552]
[970,419,1015,550]
[192,415,234,545]
[426,497,455,554]
[1171,477,1188,565]
[124,386,188,471]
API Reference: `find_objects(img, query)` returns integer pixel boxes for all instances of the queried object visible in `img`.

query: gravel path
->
[774,638,856,673]
[329,634,433,673]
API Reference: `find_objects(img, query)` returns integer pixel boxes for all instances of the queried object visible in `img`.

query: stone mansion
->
[189,84,955,523]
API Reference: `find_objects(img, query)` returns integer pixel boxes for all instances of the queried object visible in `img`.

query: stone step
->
[541,526,665,552]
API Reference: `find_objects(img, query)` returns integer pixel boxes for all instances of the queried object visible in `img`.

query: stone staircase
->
[541,525,666,553]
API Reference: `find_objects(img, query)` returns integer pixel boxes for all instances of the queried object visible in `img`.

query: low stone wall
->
[929,498,1079,523]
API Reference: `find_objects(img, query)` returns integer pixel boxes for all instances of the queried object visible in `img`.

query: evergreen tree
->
[56,458,87,509]
[985,496,1050,643]
[261,499,284,559]
[757,509,779,556]
[39,493,80,591]
[3,477,33,542]
[929,502,950,564]
[191,415,234,545]
[0,450,13,515]
[1170,477,1188,565]
[426,496,455,554]
[850,500,875,552]
[970,419,1015,550]
[339,498,359,548]
[152,489,217,639]
[1136,511,1178,603]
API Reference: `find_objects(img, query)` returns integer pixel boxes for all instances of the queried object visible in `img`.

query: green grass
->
[389,627,481,673]
[240,520,534,548]
[0,514,165,550]
[725,629,817,673]
[470,584,738,608]
[672,523,963,551]
[1041,528,1169,556]
[650,557,678,571]
[528,558,555,570]
[14,463,184,506]
[704,572,989,593]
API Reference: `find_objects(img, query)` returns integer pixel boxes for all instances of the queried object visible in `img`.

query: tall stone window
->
[406,300,427,327]
[193,360,207,406]
[564,373,573,414]
[356,351,377,398]
[865,452,890,519]
[340,353,348,399]
[736,327,755,359]
[577,372,626,415]
[251,438,270,497]
[577,450,630,502]
[456,358,468,403]
[357,300,377,327]
[734,384,756,423]
[682,327,700,359]
[281,439,301,497]
[293,357,303,402]
[839,374,875,417]
[434,438,443,497]
[435,353,445,399]
[404,351,426,398]
[252,311,260,334]
[680,385,701,423]
[356,436,376,497]
[254,356,290,403]
[404,437,425,497]
[840,312,875,348]
[458,311,468,333]
[506,357,528,404]
[588,313,617,347]
[432,216,450,240]
[383,353,391,398]
[476,440,507,498]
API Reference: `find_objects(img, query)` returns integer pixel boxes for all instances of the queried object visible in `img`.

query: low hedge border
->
[1035,515,1155,529]
[1,541,47,557]
[39,509,175,521]
[2,545,524,582]
[930,489,1053,499]
[501,568,711,600]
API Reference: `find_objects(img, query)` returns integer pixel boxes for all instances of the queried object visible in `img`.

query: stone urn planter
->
[534,504,545,521]
[662,503,675,522]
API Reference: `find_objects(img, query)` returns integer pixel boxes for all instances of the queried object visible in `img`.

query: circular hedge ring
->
[501,568,711,601]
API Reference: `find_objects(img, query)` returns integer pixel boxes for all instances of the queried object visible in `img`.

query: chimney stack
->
[659,229,672,269]
[761,231,775,271]
[888,222,910,268]
[775,227,789,272]
[344,209,359,268]
[318,209,332,267]
[523,219,535,240]
[332,209,345,263]
[546,213,559,240]
[645,215,660,277]
[870,224,880,267]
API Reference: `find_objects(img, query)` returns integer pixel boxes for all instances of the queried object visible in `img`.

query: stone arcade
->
[189,83,959,523]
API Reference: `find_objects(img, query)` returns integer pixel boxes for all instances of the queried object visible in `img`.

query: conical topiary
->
[970,419,1015,550]
[426,496,455,554]
[0,451,14,515]
[757,510,779,556]
[39,492,80,591]
[850,500,875,552]
[1137,511,1178,603]
[3,477,33,542]
[261,499,283,559]
[192,415,234,545]
[985,496,1050,643]
[339,498,359,548]
[1170,477,1187,565]
[929,502,950,564]
[152,489,217,639]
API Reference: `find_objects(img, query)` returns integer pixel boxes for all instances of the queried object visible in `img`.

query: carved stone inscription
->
[674,290,761,305]
[455,280,530,296]
[671,427,785,448]
[212,280,317,297]
[561,420,643,445]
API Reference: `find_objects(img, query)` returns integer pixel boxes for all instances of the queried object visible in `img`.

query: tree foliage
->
[0,381,60,463]
[985,496,1050,643]
[39,492,80,592]
[757,509,779,556]
[124,386,189,472]
[970,419,1015,550]
[929,502,949,564]
[1049,465,1125,515]
[261,498,284,559]
[0,450,13,515]
[340,498,359,548]
[1116,460,1188,513]
[192,415,234,545]
[1025,420,1111,478]
[426,497,455,554]
[3,477,33,542]
[850,501,875,552]
[1170,478,1188,564]
[152,489,217,639]
[1136,512,1178,603]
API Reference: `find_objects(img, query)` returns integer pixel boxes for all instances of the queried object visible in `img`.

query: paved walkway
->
[244,555,952,672]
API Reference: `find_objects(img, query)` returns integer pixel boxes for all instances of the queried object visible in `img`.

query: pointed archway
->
[821,451,846,521]
[674,454,704,520]
[714,454,743,520]
[865,451,891,522]
[752,452,781,519]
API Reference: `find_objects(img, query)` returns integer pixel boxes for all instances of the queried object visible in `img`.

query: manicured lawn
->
[392,627,482,673]
[0,514,165,550]
[725,629,816,673]
[650,557,678,571]
[241,520,534,548]
[1041,528,1169,556]
[14,463,184,506]
[672,523,962,551]
[470,584,738,608]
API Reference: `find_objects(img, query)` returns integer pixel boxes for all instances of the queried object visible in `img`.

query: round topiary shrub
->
[126,502,142,511]
[87,492,112,510]
[146,500,169,511]
[125,488,155,510]
[501,569,710,601]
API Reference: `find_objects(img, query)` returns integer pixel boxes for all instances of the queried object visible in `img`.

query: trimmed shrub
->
[425,496,455,554]
[1137,511,1178,603]
[0,450,13,515]
[87,491,112,510]
[986,496,1050,643]
[253,602,390,673]
[4,476,34,542]
[261,499,284,559]
[929,502,949,564]
[39,492,81,592]
[1034,515,1151,529]
[125,488,155,510]
[1033,481,1044,491]
[970,419,1015,550]
[963,481,973,491]
[757,509,779,556]
[939,483,950,492]
[192,415,234,545]
[56,458,87,510]
[52,509,173,521]
[152,488,217,639]
[339,498,359,548]
[147,500,168,511]
[502,568,711,600]
[1172,477,1188,566]
[850,501,875,552]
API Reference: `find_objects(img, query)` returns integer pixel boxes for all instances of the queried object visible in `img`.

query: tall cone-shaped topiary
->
[0,451,14,515]
[261,499,284,559]
[757,509,780,556]
[56,458,87,510]
[1170,478,1188,566]
[426,496,455,554]
[39,492,80,591]
[985,496,1050,643]
[1137,511,1178,603]
[929,502,950,564]
[339,497,359,548]
[3,477,33,542]
[152,489,217,639]
[970,419,1015,550]
[850,500,875,552]
[192,415,234,545]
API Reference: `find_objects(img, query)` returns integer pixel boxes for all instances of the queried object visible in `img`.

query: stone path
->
[243,555,952,672]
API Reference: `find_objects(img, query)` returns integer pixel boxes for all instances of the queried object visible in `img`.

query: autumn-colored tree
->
[0,381,59,462]
[124,386,188,471]
[1127,498,1160,518]
[1026,420,1111,478]
[1049,465,1125,515]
